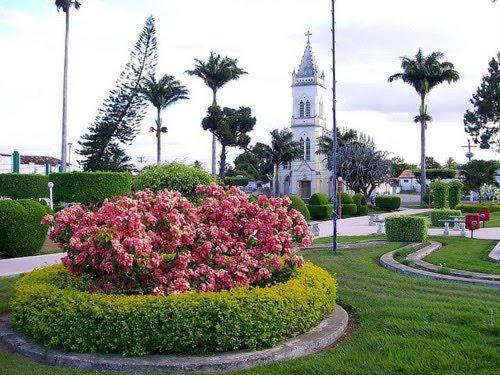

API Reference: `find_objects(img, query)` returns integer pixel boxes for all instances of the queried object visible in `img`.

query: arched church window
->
[305,100,311,117]
[305,138,311,161]
[299,138,304,159]
[299,101,304,117]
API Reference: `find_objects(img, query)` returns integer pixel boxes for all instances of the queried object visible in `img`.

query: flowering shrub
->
[43,184,312,296]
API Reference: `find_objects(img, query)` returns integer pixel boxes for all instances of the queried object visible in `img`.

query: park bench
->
[438,218,466,236]
[372,218,385,234]
[368,214,380,226]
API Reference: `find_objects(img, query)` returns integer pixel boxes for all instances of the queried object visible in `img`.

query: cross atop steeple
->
[305,29,312,44]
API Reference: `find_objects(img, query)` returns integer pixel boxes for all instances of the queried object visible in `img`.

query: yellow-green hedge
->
[11,263,336,356]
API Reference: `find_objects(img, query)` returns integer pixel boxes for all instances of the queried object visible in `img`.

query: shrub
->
[307,204,333,220]
[309,192,330,206]
[0,174,48,199]
[430,181,449,209]
[224,176,249,187]
[287,195,311,221]
[339,192,353,204]
[448,180,464,209]
[423,193,433,205]
[455,203,500,213]
[132,162,215,201]
[11,262,336,356]
[352,193,367,207]
[414,168,455,179]
[430,209,462,227]
[49,172,131,205]
[385,216,428,242]
[341,203,358,216]
[375,196,401,211]
[45,184,312,295]
[356,205,369,215]
[0,199,50,258]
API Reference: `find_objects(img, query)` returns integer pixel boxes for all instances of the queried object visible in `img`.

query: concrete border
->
[379,243,500,288]
[0,305,348,373]
[488,242,500,263]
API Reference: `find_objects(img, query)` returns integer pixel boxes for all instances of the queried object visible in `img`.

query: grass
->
[313,234,386,245]
[0,237,61,259]
[0,239,498,374]
[425,237,500,275]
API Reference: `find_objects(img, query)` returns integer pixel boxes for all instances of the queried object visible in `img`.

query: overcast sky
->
[0,0,499,170]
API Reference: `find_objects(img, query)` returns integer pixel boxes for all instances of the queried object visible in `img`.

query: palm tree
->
[388,49,459,203]
[55,0,81,172]
[255,129,302,197]
[186,52,247,175]
[316,128,359,170]
[139,74,189,165]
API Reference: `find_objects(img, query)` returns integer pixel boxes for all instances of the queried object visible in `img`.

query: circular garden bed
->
[10,262,336,356]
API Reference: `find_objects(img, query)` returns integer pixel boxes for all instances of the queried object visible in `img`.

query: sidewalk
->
[0,253,64,277]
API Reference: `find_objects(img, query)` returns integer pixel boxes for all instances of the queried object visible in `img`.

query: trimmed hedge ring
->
[10,262,336,356]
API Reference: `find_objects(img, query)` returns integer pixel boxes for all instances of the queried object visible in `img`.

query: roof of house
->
[20,155,61,166]
[398,169,416,179]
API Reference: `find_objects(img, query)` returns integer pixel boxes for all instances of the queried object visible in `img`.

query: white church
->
[278,32,333,199]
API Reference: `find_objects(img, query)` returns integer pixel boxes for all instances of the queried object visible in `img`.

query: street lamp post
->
[331,0,338,253]
[67,142,73,172]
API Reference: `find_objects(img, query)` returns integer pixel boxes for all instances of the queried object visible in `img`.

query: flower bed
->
[10,262,336,356]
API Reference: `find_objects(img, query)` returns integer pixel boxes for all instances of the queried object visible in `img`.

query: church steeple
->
[292,29,325,87]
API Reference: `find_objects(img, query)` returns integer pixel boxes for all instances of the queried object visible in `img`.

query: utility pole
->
[67,142,73,172]
[331,0,338,253]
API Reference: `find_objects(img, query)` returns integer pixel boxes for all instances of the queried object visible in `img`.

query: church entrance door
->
[299,180,311,199]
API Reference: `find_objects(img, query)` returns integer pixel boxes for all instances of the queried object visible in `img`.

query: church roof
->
[296,40,320,78]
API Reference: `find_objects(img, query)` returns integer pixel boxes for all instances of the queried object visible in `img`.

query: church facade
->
[278,33,333,199]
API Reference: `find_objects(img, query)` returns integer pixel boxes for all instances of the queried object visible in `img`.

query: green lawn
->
[425,237,499,275]
[0,240,499,374]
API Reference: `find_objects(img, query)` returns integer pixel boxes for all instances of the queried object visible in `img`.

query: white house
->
[277,32,332,199]
[0,153,62,174]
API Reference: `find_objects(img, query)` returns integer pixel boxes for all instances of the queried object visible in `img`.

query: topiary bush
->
[455,203,500,213]
[224,176,249,187]
[132,162,215,201]
[0,174,48,199]
[341,203,358,216]
[309,192,330,206]
[11,262,336,356]
[287,195,311,221]
[49,172,131,205]
[307,204,333,220]
[430,209,462,227]
[448,180,464,209]
[423,193,433,205]
[375,196,401,211]
[430,181,449,209]
[339,192,353,204]
[0,199,50,258]
[352,193,367,207]
[385,216,428,242]
[356,205,369,215]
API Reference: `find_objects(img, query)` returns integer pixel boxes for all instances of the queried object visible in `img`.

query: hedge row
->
[287,195,311,221]
[448,181,464,209]
[0,174,48,199]
[430,209,462,227]
[224,176,250,187]
[385,216,428,243]
[0,199,51,258]
[430,181,448,209]
[375,196,401,211]
[455,203,500,213]
[11,263,336,356]
[308,204,333,220]
[132,162,215,201]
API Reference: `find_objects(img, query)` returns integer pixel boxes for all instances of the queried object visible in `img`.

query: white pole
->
[48,182,54,210]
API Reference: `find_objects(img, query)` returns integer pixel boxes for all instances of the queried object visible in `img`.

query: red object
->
[465,214,481,238]
[478,209,490,227]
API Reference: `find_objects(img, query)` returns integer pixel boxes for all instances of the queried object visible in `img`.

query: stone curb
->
[488,242,500,263]
[0,305,348,373]
[408,241,500,281]
[379,244,500,288]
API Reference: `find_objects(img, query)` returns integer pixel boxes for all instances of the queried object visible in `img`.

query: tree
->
[464,53,500,151]
[139,74,189,165]
[444,157,458,169]
[55,0,81,172]
[201,106,256,179]
[316,128,359,171]
[425,156,442,169]
[254,129,302,197]
[460,160,499,202]
[78,16,157,171]
[390,157,417,178]
[186,52,247,175]
[389,49,459,203]
[231,150,272,182]
[336,136,392,196]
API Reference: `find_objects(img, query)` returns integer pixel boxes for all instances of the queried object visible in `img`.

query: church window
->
[299,101,304,117]
[305,138,311,161]
[305,100,311,117]
[300,138,305,159]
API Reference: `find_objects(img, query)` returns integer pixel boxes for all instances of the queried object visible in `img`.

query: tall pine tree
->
[464,52,500,151]
[78,16,158,171]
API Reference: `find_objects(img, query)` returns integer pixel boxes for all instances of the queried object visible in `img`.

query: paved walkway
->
[0,253,64,277]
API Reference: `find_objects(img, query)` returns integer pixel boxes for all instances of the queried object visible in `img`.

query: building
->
[0,153,62,174]
[277,32,332,199]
